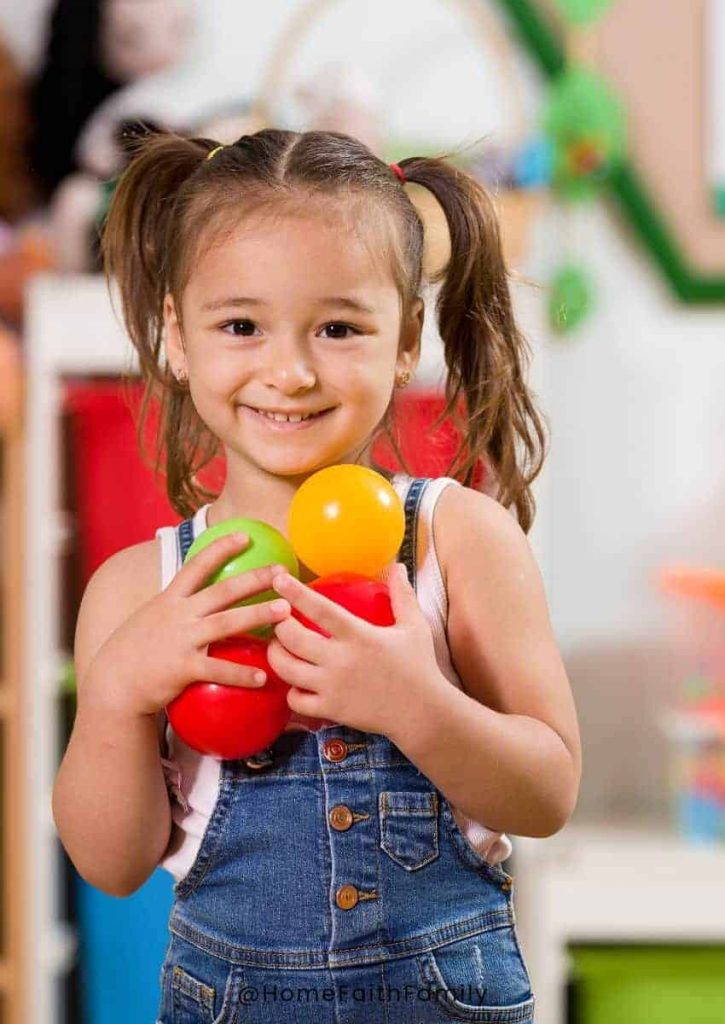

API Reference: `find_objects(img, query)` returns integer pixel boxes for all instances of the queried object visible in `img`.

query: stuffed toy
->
[29,0,190,200]
[34,0,189,270]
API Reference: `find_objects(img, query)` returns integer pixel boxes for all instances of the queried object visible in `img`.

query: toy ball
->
[185,517,299,636]
[293,572,395,637]
[167,635,290,759]
[288,464,404,577]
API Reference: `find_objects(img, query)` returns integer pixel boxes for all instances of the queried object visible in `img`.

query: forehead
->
[183,200,400,313]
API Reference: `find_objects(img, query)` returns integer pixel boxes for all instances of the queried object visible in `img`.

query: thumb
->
[388,562,418,622]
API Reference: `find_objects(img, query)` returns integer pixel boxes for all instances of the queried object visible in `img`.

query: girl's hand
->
[84,534,292,718]
[268,564,443,735]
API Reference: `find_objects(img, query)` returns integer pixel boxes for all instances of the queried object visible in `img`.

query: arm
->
[389,486,581,838]
[52,540,172,898]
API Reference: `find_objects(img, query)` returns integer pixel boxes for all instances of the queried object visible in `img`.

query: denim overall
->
[156,478,535,1024]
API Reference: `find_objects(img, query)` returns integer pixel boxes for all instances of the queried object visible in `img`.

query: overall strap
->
[398,477,432,591]
[178,517,195,563]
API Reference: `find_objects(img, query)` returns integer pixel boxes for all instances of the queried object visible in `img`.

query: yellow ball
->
[288,465,405,578]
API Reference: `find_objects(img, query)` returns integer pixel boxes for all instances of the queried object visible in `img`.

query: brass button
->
[329,805,354,831]
[335,884,359,910]
[323,739,348,762]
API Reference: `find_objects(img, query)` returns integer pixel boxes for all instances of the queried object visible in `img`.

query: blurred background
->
[0,0,724,1022]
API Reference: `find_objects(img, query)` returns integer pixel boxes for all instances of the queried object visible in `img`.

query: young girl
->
[53,128,581,1024]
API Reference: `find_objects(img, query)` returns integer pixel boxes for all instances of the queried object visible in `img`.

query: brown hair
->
[101,128,547,531]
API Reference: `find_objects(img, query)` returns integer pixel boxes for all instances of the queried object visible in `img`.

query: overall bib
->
[156,478,535,1024]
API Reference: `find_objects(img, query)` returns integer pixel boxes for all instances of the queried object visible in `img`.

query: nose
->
[260,334,317,394]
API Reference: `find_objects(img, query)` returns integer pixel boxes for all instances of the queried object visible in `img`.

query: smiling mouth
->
[241,405,335,427]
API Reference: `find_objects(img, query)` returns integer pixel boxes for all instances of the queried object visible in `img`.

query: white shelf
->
[24,274,137,1024]
[513,821,725,1024]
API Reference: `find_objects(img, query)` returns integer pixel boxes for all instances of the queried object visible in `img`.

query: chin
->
[251,452,336,478]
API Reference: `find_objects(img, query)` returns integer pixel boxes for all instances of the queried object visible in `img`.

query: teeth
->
[257,409,318,422]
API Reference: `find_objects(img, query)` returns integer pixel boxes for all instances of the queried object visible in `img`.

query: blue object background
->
[75,868,174,1023]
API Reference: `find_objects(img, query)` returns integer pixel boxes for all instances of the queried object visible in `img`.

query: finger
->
[192,654,269,689]
[286,685,323,718]
[170,533,250,597]
[273,615,328,664]
[196,598,290,646]
[267,638,321,690]
[193,563,290,616]
[271,573,354,638]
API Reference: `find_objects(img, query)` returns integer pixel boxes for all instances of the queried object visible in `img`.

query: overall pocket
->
[158,936,245,1024]
[439,798,514,890]
[416,928,535,1023]
[171,964,216,1024]
[379,790,440,871]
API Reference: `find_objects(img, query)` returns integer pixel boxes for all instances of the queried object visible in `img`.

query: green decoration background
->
[549,265,594,333]
[494,0,725,303]
[553,0,615,26]
[544,67,627,201]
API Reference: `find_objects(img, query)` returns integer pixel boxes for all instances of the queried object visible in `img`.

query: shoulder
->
[74,538,162,687]
[74,538,167,748]
[433,481,532,593]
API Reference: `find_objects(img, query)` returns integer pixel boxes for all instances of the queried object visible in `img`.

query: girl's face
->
[164,205,422,481]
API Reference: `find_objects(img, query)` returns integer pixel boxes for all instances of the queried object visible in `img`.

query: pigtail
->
[398,156,548,533]
[101,131,222,517]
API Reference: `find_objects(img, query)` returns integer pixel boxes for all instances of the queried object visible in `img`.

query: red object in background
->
[63,380,224,584]
[293,572,395,637]
[372,391,487,489]
[166,635,291,759]
[63,381,484,586]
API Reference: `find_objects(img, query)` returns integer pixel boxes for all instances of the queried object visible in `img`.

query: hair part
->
[101,128,547,531]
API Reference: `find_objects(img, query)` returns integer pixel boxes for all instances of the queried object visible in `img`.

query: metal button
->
[243,748,275,770]
[329,805,354,831]
[323,739,348,762]
[335,884,359,910]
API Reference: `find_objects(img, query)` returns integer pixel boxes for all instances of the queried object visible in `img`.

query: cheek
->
[188,351,250,396]
[352,366,395,418]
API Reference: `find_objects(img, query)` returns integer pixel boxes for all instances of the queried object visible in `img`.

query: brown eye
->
[222,319,257,337]
[321,323,359,340]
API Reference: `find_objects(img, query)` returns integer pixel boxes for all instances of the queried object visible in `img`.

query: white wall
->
[525,198,725,817]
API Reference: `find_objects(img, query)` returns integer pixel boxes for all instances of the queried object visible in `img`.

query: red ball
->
[167,635,291,759]
[293,572,395,637]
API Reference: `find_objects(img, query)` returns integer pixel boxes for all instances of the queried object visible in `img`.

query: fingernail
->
[253,671,266,685]
[233,532,248,543]
[273,573,293,588]
[270,599,289,614]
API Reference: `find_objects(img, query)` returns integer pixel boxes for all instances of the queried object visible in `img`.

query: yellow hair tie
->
[206,145,224,162]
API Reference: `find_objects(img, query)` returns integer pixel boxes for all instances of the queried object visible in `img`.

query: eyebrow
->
[200,296,378,315]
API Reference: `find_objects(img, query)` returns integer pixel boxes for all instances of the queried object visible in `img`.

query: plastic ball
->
[185,517,299,636]
[292,572,395,637]
[288,464,404,577]
[166,635,290,759]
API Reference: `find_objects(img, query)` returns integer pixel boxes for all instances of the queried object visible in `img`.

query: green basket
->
[570,946,725,1024]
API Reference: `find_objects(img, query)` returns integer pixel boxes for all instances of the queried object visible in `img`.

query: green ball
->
[185,517,299,637]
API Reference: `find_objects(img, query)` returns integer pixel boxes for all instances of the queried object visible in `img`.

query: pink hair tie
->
[389,162,406,183]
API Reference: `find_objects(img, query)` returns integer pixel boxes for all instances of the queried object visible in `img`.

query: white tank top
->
[156,474,512,880]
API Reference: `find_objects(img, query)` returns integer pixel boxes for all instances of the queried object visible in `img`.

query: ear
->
[163,293,186,377]
[397,296,424,377]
